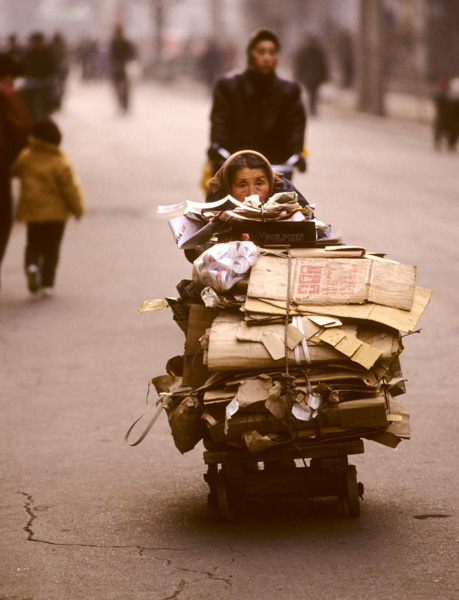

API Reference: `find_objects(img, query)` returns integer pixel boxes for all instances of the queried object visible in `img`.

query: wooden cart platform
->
[203,439,365,520]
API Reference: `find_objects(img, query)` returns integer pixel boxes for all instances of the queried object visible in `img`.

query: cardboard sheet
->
[182,304,220,387]
[244,286,432,333]
[318,328,382,369]
[206,312,401,371]
[248,255,416,311]
[320,396,388,428]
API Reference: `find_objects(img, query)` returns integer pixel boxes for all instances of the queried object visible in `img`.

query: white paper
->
[224,396,240,435]
[226,396,239,419]
[284,211,307,222]
[157,201,186,214]
[292,403,313,421]
[308,393,322,410]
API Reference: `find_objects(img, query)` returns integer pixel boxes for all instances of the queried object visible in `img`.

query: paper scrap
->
[265,394,288,419]
[138,299,168,313]
[308,393,322,410]
[238,377,275,408]
[242,430,278,453]
[224,396,240,435]
[319,328,382,369]
[292,403,313,421]
[157,201,187,214]
[286,324,305,349]
[308,316,342,328]
[262,332,286,360]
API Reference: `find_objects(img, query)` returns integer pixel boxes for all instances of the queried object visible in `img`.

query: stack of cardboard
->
[152,245,431,454]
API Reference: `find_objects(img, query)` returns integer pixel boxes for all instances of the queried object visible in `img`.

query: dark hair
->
[247,29,280,53]
[227,152,270,187]
[32,119,62,145]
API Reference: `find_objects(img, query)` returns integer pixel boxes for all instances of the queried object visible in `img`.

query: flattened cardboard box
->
[320,396,388,428]
[244,286,432,333]
[248,255,416,311]
[206,312,402,371]
[182,304,219,387]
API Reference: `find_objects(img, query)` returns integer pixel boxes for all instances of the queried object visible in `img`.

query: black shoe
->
[27,265,40,293]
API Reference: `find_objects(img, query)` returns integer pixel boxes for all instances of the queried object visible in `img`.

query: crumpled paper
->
[138,299,168,313]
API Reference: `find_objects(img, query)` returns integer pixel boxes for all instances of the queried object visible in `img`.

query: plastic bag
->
[193,241,258,292]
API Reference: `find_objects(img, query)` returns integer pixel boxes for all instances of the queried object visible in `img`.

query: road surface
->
[0,76,457,600]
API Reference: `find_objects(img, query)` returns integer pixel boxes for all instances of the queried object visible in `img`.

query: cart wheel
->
[216,471,232,521]
[345,465,360,518]
[204,464,218,507]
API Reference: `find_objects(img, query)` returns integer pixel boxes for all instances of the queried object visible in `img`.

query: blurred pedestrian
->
[11,118,84,296]
[4,33,25,63]
[76,37,101,81]
[0,53,32,289]
[336,29,354,89]
[199,38,226,92]
[433,76,459,151]
[50,32,70,110]
[20,32,58,121]
[207,28,307,175]
[294,34,328,116]
[109,24,136,113]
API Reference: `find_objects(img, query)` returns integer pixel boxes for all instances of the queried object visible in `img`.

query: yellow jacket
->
[11,137,85,222]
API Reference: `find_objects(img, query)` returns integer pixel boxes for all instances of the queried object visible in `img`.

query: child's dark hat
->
[32,119,62,146]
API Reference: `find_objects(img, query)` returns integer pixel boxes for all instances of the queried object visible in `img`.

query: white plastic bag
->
[193,241,258,292]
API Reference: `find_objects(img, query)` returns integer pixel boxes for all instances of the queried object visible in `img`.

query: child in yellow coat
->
[11,119,84,296]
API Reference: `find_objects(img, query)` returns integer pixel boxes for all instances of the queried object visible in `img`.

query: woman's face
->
[230,167,270,202]
[251,40,278,74]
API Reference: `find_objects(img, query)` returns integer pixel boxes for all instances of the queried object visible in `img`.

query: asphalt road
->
[0,76,458,600]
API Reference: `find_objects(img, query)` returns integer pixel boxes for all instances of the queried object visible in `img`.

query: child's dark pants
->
[25,222,65,288]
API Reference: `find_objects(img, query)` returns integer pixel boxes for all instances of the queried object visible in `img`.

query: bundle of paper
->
[164,194,316,250]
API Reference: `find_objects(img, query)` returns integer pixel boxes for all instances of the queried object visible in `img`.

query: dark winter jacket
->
[22,46,57,81]
[209,69,306,165]
[294,45,328,90]
[0,81,31,168]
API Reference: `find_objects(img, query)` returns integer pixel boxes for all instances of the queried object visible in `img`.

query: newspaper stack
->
[146,242,431,455]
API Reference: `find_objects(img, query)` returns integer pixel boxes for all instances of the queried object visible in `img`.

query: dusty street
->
[0,76,458,600]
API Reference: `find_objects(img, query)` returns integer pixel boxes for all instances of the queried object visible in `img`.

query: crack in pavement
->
[19,492,36,541]
[18,491,190,552]
[17,491,233,592]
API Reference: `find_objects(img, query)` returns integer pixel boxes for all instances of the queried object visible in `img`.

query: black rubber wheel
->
[345,465,360,518]
[216,471,231,521]
[204,464,218,507]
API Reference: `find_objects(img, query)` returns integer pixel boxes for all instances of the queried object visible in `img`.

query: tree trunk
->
[357,0,386,115]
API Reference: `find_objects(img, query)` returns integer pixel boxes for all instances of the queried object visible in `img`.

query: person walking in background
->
[50,32,70,111]
[336,29,354,89]
[20,32,58,121]
[199,38,226,93]
[207,28,307,175]
[11,118,84,297]
[109,24,136,113]
[294,34,328,116]
[4,34,25,64]
[0,53,32,289]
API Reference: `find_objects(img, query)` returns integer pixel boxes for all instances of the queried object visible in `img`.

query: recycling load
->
[140,252,429,454]
[133,197,431,455]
